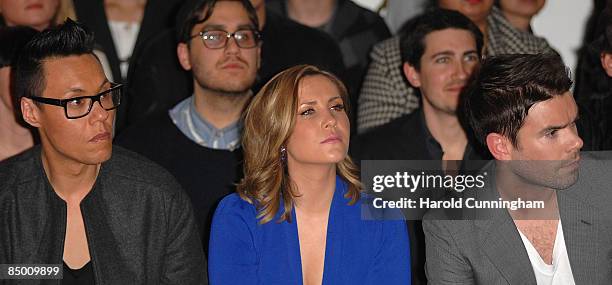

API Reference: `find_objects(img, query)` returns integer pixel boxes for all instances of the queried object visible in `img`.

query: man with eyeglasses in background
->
[118,0,260,255]
[0,20,207,283]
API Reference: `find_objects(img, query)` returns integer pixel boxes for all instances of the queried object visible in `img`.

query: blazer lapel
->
[557,191,596,284]
[285,209,304,285]
[322,179,345,285]
[476,209,537,284]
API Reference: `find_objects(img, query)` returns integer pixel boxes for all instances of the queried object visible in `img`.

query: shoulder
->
[370,36,400,59]
[265,12,336,47]
[215,193,258,217]
[212,193,260,235]
[0,147,43,195]
[341,0,389,27]
[354,113,419,157]
[565,151,612,205]
[103,145,183,196]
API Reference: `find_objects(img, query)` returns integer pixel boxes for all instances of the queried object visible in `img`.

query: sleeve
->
[357,38,418,134]
[208,199,258,285]
[365,220,412,284]
[422,219,474,284]
[161,186,208,285]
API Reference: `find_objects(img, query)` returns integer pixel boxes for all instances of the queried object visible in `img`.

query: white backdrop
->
[352,0,593,72]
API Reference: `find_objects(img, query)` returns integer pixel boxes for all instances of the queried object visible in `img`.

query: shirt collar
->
[169,96,242,150]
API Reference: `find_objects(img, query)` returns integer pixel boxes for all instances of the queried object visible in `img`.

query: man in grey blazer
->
[423,53,612,284]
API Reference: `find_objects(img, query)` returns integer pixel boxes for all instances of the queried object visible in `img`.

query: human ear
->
[601,52,612,77]
[485,133,513,161]
[403,62,421,88]
[177,43,193,71]
[21,97,41,128]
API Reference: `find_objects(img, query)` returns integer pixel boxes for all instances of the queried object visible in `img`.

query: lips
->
[89,132,111,143]
[321,135,342,144]
[26,3,44,10]
[222,62,244,69]
[465,0,482,4]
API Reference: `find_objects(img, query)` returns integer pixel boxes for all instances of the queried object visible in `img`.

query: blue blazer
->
[209,176,411,284]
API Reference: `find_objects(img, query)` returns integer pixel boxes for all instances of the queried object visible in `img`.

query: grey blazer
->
[423,152,612,285]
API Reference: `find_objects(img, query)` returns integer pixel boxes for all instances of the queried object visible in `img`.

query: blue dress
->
[208,176,412,284]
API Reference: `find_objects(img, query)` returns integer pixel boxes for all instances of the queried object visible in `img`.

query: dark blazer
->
[353,110,488,162]
[352,110,490,285]
[423,152,612,284]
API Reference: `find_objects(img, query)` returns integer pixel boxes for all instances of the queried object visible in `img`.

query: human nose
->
[322,109,338,129]
[88,99,109,122]
[568,127,583,152]
[454,61,470,81]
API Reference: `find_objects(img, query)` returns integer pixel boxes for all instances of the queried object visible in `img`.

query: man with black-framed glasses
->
[1,19,207,284]
[118,0,261,255]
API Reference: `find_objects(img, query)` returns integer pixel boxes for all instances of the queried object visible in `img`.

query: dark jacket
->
[0,146,207,284]
[352,110,490,285]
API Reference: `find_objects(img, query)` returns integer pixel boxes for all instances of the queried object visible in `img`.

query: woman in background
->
[0,26,38,161]
[208,65,411,284]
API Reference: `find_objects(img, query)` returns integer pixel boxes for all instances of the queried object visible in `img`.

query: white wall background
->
[352,0,593,73]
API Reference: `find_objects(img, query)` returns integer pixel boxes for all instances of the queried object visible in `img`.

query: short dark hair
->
[0,26,39,68]
[464,53,573,147]
[400,8,483,70]
[177,0,260,44]
[12,19,96,103]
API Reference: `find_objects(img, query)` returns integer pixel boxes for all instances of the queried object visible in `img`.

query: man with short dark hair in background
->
[424,53,612,284]
[118,0,259,255]
[354,9,489,284]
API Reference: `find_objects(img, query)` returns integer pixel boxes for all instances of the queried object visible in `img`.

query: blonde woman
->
[208,65,411,284]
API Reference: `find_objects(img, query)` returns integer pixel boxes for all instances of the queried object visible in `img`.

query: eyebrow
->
[539,115,580,134]
[64,79,110,95]
[430,50,478,59]
[201,23,255,31]
[299,96,342,106]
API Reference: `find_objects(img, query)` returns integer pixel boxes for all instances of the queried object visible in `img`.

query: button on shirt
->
[169,96,242,151]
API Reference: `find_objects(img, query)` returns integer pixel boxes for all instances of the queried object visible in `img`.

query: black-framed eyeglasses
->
[190,29,262,49]
[27,83,122,119]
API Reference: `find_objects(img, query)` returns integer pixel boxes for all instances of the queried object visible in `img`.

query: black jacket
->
[0,146,207,284]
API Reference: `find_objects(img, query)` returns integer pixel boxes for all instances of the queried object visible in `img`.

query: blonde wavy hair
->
[238,65,362,224]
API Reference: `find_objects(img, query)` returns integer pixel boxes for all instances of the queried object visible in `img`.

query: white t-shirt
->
[518,220,576,285]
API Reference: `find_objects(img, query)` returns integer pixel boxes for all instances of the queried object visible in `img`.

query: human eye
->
[300,108,315,116]
[203,31,225,42]
[464,53,479,62]
[66,97,86,107]
[545,129,558,138]
[435,56,450,64]
[331,103,345,112]
[235,30,253,41]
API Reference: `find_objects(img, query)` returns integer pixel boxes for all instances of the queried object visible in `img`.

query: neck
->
[289,162,336,214]
[286,0,336,28]
[501,11,531,33]
[104,0,147,22]
[422,103,467,156]
[40,146,100,203]
[0,99,34,160]
[6,20,50,31]
[494,162,559,219]
[475,18,488,34]
[193,87,251,129]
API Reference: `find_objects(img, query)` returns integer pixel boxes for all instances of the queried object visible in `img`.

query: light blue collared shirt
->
[169,96,242,150]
